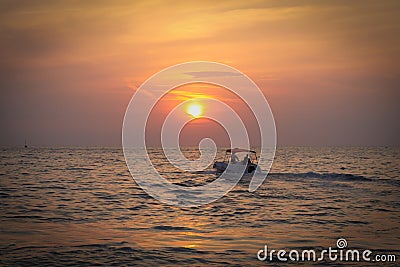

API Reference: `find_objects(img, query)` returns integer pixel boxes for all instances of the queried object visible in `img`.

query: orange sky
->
[0,0,399,146]
[145,83,262,147]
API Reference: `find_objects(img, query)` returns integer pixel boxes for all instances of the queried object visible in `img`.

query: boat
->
[213,148,261,175]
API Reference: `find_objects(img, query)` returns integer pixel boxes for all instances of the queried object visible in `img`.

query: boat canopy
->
[226,148,257,154]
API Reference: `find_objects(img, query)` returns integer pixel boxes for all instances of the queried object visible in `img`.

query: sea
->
[0,147,399,266]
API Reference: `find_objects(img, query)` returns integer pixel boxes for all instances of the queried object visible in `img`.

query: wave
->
[167,170,372,182]
[152,225,194,231]
[269,172,371,181]
[65,167,95,171]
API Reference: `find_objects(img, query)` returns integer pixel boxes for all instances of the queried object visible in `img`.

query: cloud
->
[0,0,399,145]
[184,71,242,78]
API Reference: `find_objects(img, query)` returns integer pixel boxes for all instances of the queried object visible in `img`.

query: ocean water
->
[0,147,399,266]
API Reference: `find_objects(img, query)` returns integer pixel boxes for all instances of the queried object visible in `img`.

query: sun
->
[186,103,203,118]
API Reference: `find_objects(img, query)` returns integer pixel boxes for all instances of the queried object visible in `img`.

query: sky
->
[0,0,399,147]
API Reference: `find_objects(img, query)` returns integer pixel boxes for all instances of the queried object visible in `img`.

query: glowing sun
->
[186,103,203,118]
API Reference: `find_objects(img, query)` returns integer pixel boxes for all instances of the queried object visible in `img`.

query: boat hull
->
[213,161,259,175]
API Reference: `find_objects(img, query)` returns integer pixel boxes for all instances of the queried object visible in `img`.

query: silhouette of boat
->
[213,148,261,175]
